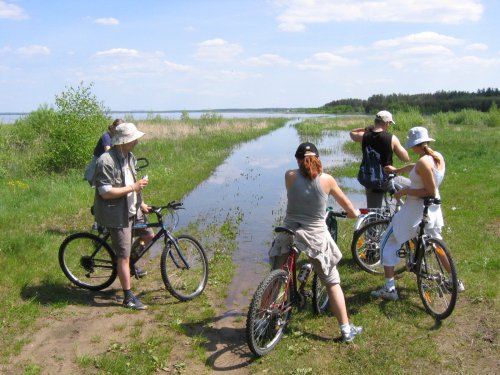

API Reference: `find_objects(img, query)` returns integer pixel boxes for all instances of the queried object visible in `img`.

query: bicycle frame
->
[408,198,441,275]
[354,174,405,230]
[93,202,193,271]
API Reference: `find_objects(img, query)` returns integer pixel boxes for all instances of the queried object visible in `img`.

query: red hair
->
[298,156,322,180]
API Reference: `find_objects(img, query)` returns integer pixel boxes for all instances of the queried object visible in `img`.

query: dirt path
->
[3,279,499,375]
[3,289,255,375]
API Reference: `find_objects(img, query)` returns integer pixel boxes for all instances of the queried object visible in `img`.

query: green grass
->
[1,112,498,374]
[0,117,284,372]
[248,112,499,374]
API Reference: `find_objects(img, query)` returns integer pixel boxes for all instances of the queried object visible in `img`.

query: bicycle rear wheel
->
[161,234,208,301]
[246,269,292,357]
[417,238,458,320]
[58,232,117,290]
[351,220,406,275]
[312,272,329,314]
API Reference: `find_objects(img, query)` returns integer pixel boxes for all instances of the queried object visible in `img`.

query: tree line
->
[314,88,500,114]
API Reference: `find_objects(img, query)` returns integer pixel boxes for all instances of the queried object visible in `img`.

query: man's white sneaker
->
[370,286,399,301]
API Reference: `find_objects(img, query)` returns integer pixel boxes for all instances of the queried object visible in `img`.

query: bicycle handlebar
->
[150,201,184,214]
[135,157,149,172]
[326,207,347,218]
[423,197,441,206]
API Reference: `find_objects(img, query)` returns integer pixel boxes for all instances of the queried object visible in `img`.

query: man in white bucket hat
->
[94,123,154,310]
[350,110,410,208]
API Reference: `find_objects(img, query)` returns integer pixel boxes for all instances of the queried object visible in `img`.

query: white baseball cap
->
[375,110,395,124]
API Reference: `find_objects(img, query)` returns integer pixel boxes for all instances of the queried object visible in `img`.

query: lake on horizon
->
[0,110,347,124]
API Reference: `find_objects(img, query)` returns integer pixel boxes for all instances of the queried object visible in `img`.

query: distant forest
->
[313,88,500,114]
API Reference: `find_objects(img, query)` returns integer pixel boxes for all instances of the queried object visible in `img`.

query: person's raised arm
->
[326,175,360,218]
[392,135,410,162]
[349,127,369,142]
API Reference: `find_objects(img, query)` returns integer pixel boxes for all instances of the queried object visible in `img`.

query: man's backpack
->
[357,145,386,190]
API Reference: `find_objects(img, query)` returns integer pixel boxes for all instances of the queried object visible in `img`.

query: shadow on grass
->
[346,285,444,329]
[20,281,119,308]
[178,310,255,372]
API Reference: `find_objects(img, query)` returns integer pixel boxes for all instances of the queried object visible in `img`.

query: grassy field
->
[246,113,499,374]
[0,113,498,374]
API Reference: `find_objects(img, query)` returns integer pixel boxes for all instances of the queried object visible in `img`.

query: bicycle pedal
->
[396,249,408,258]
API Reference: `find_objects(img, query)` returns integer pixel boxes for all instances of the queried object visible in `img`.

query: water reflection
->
[175,120,366,310]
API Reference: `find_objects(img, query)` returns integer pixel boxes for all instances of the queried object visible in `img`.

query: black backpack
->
[357,145,386,190]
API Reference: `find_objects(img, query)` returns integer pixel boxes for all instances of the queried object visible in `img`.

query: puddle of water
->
[175,120,366,310]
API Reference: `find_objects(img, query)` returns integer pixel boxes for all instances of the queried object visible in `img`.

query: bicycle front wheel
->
[351,220,406,275]
[58,232,117,290]
[246,269,292,357]
[312,272,329,315]
[161,234,208,301]
[417,238,458,320]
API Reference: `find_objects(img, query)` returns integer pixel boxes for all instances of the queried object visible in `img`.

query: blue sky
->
[1,0,499,112]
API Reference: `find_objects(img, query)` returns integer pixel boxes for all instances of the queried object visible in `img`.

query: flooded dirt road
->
[178,120,363,313]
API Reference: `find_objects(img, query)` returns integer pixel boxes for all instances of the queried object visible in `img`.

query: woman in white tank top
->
[370,127,450,301]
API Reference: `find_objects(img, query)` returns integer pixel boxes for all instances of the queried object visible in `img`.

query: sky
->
[1,0,499,112]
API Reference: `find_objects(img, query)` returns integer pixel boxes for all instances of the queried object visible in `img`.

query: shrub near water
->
[10,82,109,175]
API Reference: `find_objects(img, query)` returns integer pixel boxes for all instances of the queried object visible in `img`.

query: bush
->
[487,102,500,128]
[10,82,109,174]
[392,107,426,133]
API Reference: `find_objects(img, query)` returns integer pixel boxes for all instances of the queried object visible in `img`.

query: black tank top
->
[362,131,393,166]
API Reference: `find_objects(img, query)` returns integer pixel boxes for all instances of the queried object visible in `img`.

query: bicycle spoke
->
[246,269,291,356]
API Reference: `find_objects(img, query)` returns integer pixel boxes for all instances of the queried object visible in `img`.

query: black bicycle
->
[245,209,346,356]
[354,198,458,320]
[59,201,209,301]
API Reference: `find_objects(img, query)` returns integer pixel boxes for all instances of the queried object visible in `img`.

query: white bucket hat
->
[406,126,435,148]
[111,123,145,146]
[375,110,395,124]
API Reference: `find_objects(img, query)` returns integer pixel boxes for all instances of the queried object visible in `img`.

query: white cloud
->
[396,45,454,57]
[164,60,192,72]
[94,17,120,26]
[297,52,358,70]
[95,48,140,57]
[373,32,462,48]
[465,43,488,51]
[246,54,291,66]
[16,45,50,56]
[455,55,500,67]
[0,0,28,20]
[333,45,367,54]
[275,0,483,31]
[195,38,243,62]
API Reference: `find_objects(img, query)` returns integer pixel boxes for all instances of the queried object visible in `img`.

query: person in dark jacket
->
[350,110,410,208]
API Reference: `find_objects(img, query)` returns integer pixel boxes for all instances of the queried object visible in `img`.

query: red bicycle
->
[246,210,346,356]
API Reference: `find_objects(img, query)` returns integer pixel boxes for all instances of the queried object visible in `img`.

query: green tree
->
[11,82,110,174]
